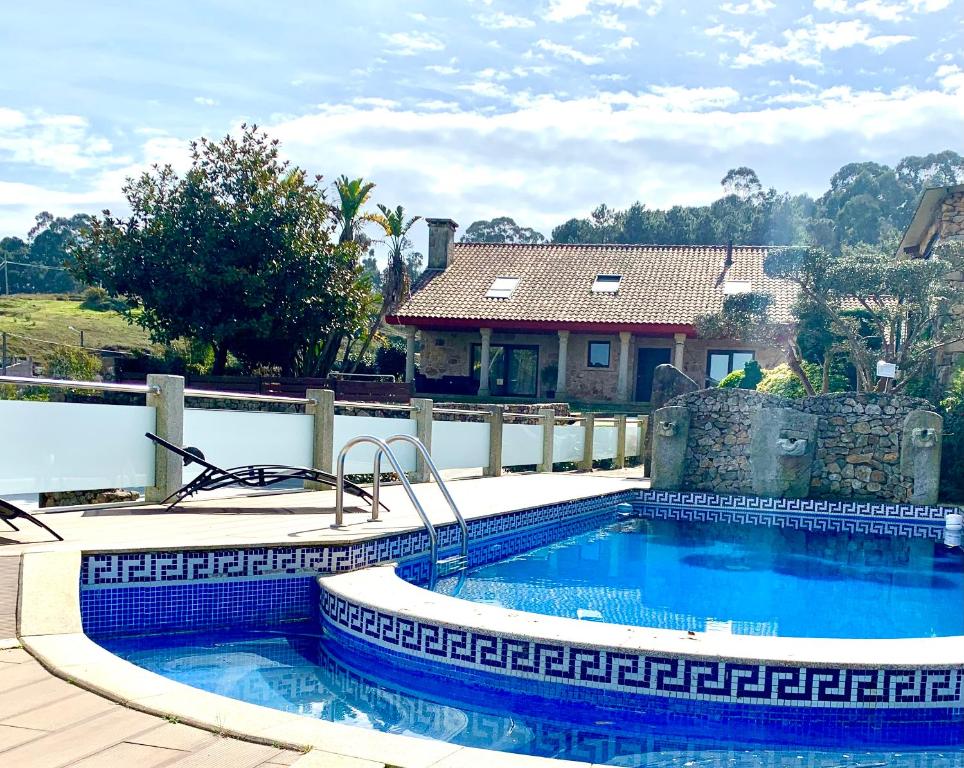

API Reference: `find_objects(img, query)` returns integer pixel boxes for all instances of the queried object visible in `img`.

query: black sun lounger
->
[145,432,390,514]
[0,498,64,541]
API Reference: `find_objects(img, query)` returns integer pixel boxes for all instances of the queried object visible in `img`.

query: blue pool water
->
[437,516,964,639]
[101,628,964,766]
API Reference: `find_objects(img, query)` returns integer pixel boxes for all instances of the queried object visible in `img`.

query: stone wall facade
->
[39,488,139,508]
[417,329,783,402]
[664,388,933,502]
[939,190,964,239]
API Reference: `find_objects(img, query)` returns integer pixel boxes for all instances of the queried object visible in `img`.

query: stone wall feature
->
[40,489,139,508]
[650,364,699,412]
[900,409,943,505]
[939,190,964,240]
[650,405,690,490]
[750,407,817,499]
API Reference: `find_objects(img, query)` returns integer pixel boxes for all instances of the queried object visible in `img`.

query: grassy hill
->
[0,294,159,364]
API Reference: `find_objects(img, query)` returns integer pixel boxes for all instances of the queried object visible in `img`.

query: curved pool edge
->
[16,548,582,768]
[321,563,964,669]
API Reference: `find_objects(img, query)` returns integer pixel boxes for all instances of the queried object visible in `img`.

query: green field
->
[0,294,158,363]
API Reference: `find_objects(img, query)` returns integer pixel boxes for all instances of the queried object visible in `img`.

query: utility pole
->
[2,260,7,295]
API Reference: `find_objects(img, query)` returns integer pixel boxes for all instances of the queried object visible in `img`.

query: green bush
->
[47,346,101,381]
[757,362,850,399]
[80,286,127,312]
[939,366,964,502]
[718,369,745,388]
[741,360,763,389]
[0,383,49,401]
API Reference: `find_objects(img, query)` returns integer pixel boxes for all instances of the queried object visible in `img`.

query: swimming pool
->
[80,490,964,765]
[100,626,964,766]
[435,515,964,639]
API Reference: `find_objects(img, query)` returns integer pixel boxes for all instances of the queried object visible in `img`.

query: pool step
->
[436,554,469,577]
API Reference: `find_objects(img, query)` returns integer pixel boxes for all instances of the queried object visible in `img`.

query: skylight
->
[592,274,621,293]
[723,280,752,295]
[485,276,520,299]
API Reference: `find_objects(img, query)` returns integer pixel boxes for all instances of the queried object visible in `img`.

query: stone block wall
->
[940,190,964,239]
[664,388,933,502]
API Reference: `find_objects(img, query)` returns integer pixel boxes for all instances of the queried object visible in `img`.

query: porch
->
[402,325,782,403]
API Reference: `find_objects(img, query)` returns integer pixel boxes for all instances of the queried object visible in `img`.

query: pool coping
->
[16,548,594,768]
[321,564,964,670]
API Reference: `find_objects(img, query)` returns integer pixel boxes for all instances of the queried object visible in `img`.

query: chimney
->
[426,218,458,270]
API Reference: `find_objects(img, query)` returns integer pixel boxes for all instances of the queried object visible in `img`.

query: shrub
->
[47,346,100,381]
[718,360,764,390]
[718,369,745,388]
[757,362,850,399]
[374,343,405,379]
[939,366,964,502]
[80,286,127,312]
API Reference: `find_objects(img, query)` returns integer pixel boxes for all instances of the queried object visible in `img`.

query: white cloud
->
[425,64,460,75]
[730,18,913,68]
[606,36,638,50]
[595,11,626,30]
[706,24,757,47]
[193,96,218,107]
[591,72,630,80]
[457,80,511,99]
[720,0,775,14]
[936,64,964,92]
[542,0,647,23]
[535,39,604,65]
[475,11,536,29]
[381,31,445,56]
[418,100,461,111]
[408,12,428,22]
[813,0,952,22]
[0,108,121,173]
[353,97,400,109]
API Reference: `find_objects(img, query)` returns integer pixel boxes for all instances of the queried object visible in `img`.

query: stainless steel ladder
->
[334,434,469,588]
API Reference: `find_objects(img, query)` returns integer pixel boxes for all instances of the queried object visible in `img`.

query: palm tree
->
[332,176,376,244]
[349,204,420,371]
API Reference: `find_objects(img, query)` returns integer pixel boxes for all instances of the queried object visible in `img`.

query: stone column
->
[145,374,184,503]
[478,328,492,396]
[673,333,686,370]
[556,330,569,398]
[305,388,335,488]
[900,409,943,505]
[484,405,503,477]
[614,414,627,469]
[651,405,690,490]
[404,326,417,384]
[580,413,595,472]
[412,398,433,482]
[617,331,632,401]
[538,408,555,473]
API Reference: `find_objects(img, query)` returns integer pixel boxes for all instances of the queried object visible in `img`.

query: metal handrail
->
[184,387,314,405]
[334,435,441,586]
[373,434,469,565]
[0,374,158,394]
[334,400,418,412]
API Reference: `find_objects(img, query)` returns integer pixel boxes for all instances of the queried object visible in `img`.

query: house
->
[387,219,795,403]
[897,183,964,383]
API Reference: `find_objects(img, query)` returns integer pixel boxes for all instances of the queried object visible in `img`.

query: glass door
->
[507,347,538,397]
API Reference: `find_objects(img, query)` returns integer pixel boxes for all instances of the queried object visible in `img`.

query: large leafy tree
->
[71,126,367,375]
[0,213,90,293]
[462,216,546,244]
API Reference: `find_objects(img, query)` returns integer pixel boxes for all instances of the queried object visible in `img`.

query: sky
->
[1,0,963,250]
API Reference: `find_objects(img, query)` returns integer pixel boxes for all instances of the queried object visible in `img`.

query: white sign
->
[876,360,898,379]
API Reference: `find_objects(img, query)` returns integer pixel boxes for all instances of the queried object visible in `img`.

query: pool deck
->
[1,471,647,768]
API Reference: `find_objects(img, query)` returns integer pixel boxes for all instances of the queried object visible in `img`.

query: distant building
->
[388,219,794,403]
[898,183,964,383]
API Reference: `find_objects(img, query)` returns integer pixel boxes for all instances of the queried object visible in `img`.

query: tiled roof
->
[391,243,797,329]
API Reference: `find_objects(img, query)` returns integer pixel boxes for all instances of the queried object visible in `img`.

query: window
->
[471,344,538,396]
[706,350,755,385]
[591,274,621,293]
[723,280,752,295]
[485,277,519,299]
[587,341,611,368]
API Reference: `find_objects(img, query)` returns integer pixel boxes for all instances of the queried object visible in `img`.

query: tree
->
[764,241,964,393]
[895,150,964,193]
[348,204,420,371]
[71,125,367,375]
[721,167,762,202]
[332,175,376,245]
[0,213,90,293]
[462,217,546,244]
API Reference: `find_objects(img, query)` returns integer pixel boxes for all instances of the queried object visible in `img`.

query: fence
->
[0,374,648,501]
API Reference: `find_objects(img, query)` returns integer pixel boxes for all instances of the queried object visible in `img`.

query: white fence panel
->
[0,400,155,494]
[501,423,543,466]
[593,424,618,460]
[433,421,490,470]
[552,424,584,463]
[183,409,313,480]
[333,415,417,474]
[626,422,640,457]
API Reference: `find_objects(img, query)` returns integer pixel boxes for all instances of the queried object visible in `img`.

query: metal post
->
[580,413,595,472]
[484,405,503,477]
[145,374,185,503]
[2,260,8,295]
[80,330,85,348]
[538,408,555,473]
[638,413,650,475]
[305,388,335,489]
[413,397,433,482]
[1,332,6,375]
[615,414,627,469]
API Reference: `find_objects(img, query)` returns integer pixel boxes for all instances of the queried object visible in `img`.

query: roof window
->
[723,280,752,295]
[591,274,621,293]
[485,276,520,299]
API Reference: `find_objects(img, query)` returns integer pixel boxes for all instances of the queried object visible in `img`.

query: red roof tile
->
[391,243,796,330]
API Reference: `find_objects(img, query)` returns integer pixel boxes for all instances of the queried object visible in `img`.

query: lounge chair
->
[0,498,63,541]
[145,432,390,513]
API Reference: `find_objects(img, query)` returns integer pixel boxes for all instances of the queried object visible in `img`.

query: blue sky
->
[1,0,962,247]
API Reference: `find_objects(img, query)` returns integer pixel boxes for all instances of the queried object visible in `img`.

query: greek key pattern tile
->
[638,491,952,521]
[319,590,964,710]
[80,490,635,588]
